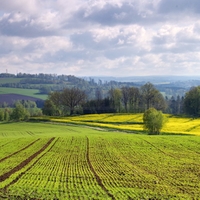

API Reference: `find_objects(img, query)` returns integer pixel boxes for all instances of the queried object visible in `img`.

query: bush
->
[143,108,166,135]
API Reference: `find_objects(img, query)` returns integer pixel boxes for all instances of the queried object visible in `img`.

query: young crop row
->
[88,134,200,199]
[3,136,109,199]
[1,122,200,199]
[0,138,52,183]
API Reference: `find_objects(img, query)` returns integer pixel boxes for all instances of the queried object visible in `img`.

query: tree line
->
[42,82,199,117]
[0,82,199,122]
[0,100,42,122]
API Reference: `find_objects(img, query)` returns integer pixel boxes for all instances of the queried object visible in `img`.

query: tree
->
[0,109,4,121]
[143,108,165,135]
[39,86,51,94]
[121,87,129,112]
[11,102,30,121]
[4,109,10,121]
[61,88,86,115]
[184,86,200,117]
[140,82,166,111]
[109,88,122,112]
[42,99,58,116]
[49,91,63,115]
[128,87,140,113]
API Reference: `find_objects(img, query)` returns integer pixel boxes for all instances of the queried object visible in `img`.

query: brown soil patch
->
[0,93,42,105]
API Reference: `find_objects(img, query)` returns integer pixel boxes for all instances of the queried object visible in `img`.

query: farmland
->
[0,87,47,100]
[0,118,200,199]
[41,113,200,136]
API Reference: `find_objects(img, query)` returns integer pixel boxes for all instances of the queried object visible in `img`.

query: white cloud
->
[0,0,200,76]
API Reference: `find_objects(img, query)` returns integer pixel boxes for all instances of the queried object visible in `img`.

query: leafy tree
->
[143,108,165,135]
[0,109,4,121]
[11,102,30,121]
[4,109,10,121]
[42,99,58,116]
[184,86,200,117]
[49,91,63,115]
[22,100,42,116]
[39,86,51,94]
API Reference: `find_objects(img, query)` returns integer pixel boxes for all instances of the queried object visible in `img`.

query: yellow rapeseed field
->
[45,114,200,135]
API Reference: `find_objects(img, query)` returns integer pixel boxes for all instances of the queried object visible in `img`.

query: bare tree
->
[128,87,140,113]
[140,82,166,111]
[121,87,129,112]
[61,88,86,115]
[109,88,122,112]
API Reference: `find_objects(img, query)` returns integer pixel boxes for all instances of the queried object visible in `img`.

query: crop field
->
[42,113,200,135]
[0,78,22,84]
[0,121,200,199]
[0,87,47,100]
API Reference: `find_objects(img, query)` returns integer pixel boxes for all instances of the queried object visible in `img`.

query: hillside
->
[1,73,200,99]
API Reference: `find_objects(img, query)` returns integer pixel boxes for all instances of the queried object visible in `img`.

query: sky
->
[1,0,200,77]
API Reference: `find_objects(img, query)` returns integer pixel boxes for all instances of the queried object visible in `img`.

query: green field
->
[0,118,200,199]
[0,87,47,100]
[0,78,22,84]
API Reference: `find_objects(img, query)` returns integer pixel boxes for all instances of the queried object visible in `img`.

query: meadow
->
[0,115,200,199]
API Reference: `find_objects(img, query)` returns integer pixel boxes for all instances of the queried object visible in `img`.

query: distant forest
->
[0,73,200,116]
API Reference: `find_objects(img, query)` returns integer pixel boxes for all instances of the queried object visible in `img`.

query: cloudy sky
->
[1,0,200,76]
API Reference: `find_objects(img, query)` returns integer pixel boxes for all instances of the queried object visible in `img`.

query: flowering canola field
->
[47,113,200,135]
[0,121,200,199]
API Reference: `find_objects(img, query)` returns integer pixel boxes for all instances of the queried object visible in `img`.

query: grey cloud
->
[158,0,200,14]
[70,32,115,50]
[41,49,96,63]
[70,3,156,27]
[0,14,56,38]
[2,0,200,76]
[103,47,137,60]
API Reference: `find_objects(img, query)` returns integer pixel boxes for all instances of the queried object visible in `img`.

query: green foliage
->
[11,102,30,121]
[21,100,42,117]
[0,109,4,121]
[184,86,200,117]
[143,108,165,135]
[4,109,10,121]
[42,99,58,116]
[0,108,11,121]
[109,88,122,112]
